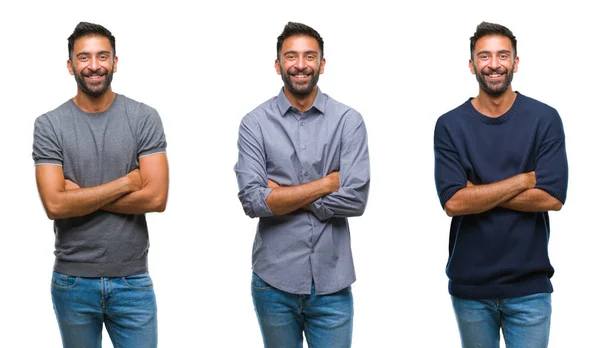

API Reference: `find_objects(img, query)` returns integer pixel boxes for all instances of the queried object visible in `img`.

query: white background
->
[1,0,597,347]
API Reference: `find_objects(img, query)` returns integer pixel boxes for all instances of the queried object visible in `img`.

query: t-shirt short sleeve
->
[137,106,167,158]
[32,114,63,166]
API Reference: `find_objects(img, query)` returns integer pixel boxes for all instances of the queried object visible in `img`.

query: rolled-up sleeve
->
[310,111,370,221]
[534,111,568,204]
[234,115,274,218]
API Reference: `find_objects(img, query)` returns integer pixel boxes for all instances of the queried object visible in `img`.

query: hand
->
[326,171,340,193]
[267,179,281,188]
[126,169,142,191]
[64,180,80,191]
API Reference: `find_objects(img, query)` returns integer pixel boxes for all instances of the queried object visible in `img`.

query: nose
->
[488,55,500,69]
[294,56,307,69]
[88,57,100,70]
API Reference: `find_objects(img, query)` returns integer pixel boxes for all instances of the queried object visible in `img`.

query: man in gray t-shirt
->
[32,22,168,348]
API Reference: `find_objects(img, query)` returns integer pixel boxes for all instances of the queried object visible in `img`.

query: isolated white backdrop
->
[1,0,597,347]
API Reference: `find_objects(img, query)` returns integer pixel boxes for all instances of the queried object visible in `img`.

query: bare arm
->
[498,188,562,212]
[266,172,339,216]
[36,164,141,220]
[101,153,169,214]
[444,172,536,217]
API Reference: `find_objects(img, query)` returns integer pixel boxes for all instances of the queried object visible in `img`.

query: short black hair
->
[276,22,324,60]
[68,22,116,61]
[470,22,517,59]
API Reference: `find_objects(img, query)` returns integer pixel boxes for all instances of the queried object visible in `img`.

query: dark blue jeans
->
[251,272,353,348]
[51,271,157,348]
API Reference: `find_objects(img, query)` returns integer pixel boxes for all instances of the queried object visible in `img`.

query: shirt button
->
[301,145,306,150]
[300,122,305,126]
[304,171,308,176]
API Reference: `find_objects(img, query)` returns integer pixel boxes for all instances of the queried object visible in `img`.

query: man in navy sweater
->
[434,22,568,348]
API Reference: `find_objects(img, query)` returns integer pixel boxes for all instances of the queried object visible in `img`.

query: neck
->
[471,87,516,118]
[283,86,318,112]
[72,88,116,113]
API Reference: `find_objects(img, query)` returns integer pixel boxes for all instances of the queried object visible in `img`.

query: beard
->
[73,66,114,97]
[280,64,320,96]
[475,64,514,96]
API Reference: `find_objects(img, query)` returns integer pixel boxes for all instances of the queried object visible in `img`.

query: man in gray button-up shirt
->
[235,22,369,347]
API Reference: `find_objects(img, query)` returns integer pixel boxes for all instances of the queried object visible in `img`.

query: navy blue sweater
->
[434,92,568,299]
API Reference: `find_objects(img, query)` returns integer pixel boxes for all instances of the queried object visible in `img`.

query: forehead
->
[280,35,320,54]
[73,35,113,54]
[474,34,513,53]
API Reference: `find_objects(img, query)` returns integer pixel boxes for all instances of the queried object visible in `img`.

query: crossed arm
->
[36,153,169,219]
[444,172,562,217]
[265,173,339,216]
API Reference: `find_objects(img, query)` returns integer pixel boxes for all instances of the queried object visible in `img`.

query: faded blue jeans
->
[452,293,552,348]
[251,273,353,348]
[51,271,157,348]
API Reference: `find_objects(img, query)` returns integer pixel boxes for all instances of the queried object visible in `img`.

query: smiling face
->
[275,35,325,97]
[470,34,519,96]
[67,35,118,97]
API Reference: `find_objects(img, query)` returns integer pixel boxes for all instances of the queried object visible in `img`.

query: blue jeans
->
[251,273,353,348]
[452,293,552,348]
[51,271,158,348]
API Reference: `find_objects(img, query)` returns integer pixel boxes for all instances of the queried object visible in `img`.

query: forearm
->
[310,184,369,221]
[444,173,534,217]
[43,177,134,219]
[102,153,169,214]
[266,177,336,216]
[101,186,167,214]
[498,188,562,212]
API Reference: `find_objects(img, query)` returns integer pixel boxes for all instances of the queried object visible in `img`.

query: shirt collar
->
[276,87,326,116]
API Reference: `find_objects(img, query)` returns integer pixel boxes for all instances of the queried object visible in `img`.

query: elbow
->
[443,200,461,217]
[152,195,168,213]
[44,201,66,220]
[241,202,258,219]
[352,201,367,217]
[551,201,563,211]
[46,211,58,220]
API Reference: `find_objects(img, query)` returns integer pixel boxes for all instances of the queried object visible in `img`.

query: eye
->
[478,54,489,60]
[306,54,316,60]
[78,55,88,61]
[285,54,296,60]
[99,54,109,60]
[499,53,509,60]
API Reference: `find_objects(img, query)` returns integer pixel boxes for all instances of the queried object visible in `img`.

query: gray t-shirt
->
[32,94,167,277]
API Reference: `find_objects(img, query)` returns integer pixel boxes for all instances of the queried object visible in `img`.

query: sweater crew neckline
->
[467,92,522,125]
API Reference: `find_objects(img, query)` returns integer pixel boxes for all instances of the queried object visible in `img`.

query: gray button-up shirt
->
[235,88,370,295]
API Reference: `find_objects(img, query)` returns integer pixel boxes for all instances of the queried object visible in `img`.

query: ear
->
[67,59,75,76]
[512,55,519,73]
[319,57,326,74]
[274,59,281,75]
[113,55,119,73]
[469,58,475,75]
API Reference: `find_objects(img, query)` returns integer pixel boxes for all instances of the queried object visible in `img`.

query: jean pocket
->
[251,272,273,291]
[122,272,153,289]
[51,271,78,289]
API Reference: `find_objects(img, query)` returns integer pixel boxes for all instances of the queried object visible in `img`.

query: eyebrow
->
[283,50,319,56]
[76,50,112,56]
[477,49,512,55]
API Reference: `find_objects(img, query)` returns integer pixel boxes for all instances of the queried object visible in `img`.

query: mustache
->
[482,66,508,75]
[82,68,108,77]
[288,67,313,75]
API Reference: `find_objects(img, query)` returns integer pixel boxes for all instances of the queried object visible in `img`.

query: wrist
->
[122,175,136,193]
